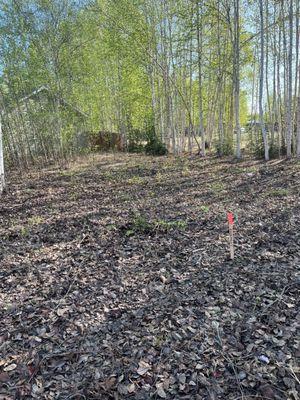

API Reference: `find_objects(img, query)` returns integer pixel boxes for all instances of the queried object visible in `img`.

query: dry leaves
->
[3,364,17,372]
[0,154,299,399]
[137,360,151,376]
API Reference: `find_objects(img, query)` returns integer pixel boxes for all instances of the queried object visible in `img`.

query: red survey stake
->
[227,212,234,225]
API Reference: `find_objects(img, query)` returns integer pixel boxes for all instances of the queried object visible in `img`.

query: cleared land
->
[0,154,299,399]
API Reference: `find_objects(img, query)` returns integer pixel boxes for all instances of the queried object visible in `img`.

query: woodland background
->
[0,0,299,176]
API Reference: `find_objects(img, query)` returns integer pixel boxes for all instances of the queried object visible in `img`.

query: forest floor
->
[0,153,299,400]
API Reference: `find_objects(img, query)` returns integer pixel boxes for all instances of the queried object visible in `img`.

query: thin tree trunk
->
[294,0,299,129]
[0,112,5,193]
[217,0,224,155]
[265,0,274,147]
[188,30,193,154]
[297,59,300,157]
[197,2,205,156]
[259,0,269,161]
[233,0,241,159]
[271,2,277,149]
[277,15,283,156]
[286,0,293,158]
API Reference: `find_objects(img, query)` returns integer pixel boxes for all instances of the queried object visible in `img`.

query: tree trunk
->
[294,0,299,128]
[276,15,283,156]
[0,113,5,194]
[233,0,241,159]
[286,0,293,158]
[297,60,300,157]
[197,2,205,156]
[188,30,193,154]
[259,0,269,161]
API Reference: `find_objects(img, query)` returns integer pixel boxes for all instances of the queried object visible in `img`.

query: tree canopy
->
[0,0,299,170]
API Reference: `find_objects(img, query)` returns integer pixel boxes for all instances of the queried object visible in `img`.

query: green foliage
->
[181,163,191,176]
[127,175,145,185]
[216,138,234,157]
[1,0,288,164]
[199,205,210,213]
[210,181,225,193]
[125,214,187,236]
[127,123,168,156]
[127,128,147,153]
[145,129,168,156]
[125,214,151,236]
[19,226,29,237]
[268,188,289,198]
[28,216,44,226]
[127,142,144,153]
[155,219,187,231]
[250,135,283,160]
[145,139,168,156]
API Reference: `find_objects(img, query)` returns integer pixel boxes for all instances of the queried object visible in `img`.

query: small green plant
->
[156,171,163,183]
[106,223,117,231]
[245,166,258,173]
[124,215,187,236]
[252,295,262,312]
[125,214,151,236]
[200,205,210,213]
[17,216,44,237]
[28,216,44,226]
[69,192,79,201]
[20,226,29,237]
[148,191,156,198]
[268,188,289,197]
[163,159,173,170]
[59,169,76,177]
[133,214,151,230]
[127,175,144,185]
[231,166,257,174]
[103,171,114,181]
[211,181,225,192]
[156,219,187,231]
[25,188,34,194]
[153,335,165,348]
[181,165,191,176]
[120,194,132,202]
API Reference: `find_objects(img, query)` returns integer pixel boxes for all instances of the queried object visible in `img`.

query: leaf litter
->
[0,154,299,399]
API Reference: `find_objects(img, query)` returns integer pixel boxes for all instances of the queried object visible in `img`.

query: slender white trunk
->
[259,0,269,161]
[297,61,300,157]
[234,0,241,159]
[286,0,293,158]
[188,32,193,154]
[0,114,5,194]
[294,0,299,127]
[277,19,283,155]
[197,2,205,156]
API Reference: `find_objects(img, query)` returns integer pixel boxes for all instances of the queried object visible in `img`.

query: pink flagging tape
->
[227,212,234,225]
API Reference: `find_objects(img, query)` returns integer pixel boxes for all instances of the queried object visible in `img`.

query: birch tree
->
[297,58,300,157]
[259,0,269,161]
[1,0,299,165]
[197,1,205,156]
[0,112,5,193]
[233,0,241,159]
[286,0,293,158]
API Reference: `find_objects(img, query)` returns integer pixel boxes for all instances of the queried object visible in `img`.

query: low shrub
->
[145,137,168,156]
